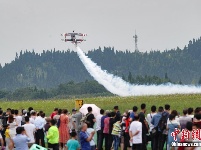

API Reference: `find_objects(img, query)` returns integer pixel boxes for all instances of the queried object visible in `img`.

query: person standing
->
[151,106,164,150]
[111,121,121,150]
[8,115,17,139]
[147,105,157,150]
[86,107,96,128]
[29,111,37,124]
[14,110,22,127]
[34,112,45,147]
[21,109,27,125]
[103,112,111,150]
[129,114,142,150]
[5,124,10,150]
[96,109,104,149]
[187,107,194,121]
[99,110,110,150]
[23,116,36,148]
[51,108,58,119]
[114,106,121,122]
[109,112,116,150]
[179,109,192,130]
[86,121,96,150]
[167,114,180,150]
[59,109,70,150]
[47,119,59,150]
[53,109,62,127]
[123,112,131,150]
[66,131,80,150]
[162,104,171,150]
[138,103,148,150]
[69,109,77,133]
[0,110,5,149]
[79,123,95,150]
[130,106,138,122]
[9,127,30,150]
[72,111,82,142]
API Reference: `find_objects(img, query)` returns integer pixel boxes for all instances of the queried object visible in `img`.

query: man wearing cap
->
[69,109,77,132]
[72,109,82,142]
[21,110,27,125]
[72,109,77,129]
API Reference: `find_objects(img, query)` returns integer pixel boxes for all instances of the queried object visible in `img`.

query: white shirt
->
[34,116,45,129]
[187,114,194,118]
[147,112,157,131]
[29,116,36,124]
[129,121,142,144]
[87,128,95,146]
[167,119,180,126]
[9,122,17,138]
[121,116,126,130]
[68,116,74,130]
[23,123,36,143]
[29,118,34,124]
[95,114,103,131]
[15,116,22,126]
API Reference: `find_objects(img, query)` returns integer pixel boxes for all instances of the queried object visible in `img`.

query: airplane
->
[61,31,87,45]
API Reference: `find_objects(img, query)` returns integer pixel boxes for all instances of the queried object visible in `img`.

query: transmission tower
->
[133,30,139,51]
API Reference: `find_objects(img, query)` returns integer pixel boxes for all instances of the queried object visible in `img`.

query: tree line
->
[0,37,201,91]
[0,73,187,100]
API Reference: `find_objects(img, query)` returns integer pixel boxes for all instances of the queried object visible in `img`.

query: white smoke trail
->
[76,46,201,96]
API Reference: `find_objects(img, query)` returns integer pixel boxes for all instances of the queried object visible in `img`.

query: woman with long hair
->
[8,115,18,138]
[59,109,70,150]
[167,114,181,150]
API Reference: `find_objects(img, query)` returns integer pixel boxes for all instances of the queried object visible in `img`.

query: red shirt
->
[125,118,130,133]
[50,112,56,119]
[103,117,110,134]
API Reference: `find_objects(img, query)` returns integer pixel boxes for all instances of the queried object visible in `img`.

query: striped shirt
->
[111,121,121,136]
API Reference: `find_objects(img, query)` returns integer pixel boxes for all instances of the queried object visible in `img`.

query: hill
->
[0,37,201,90]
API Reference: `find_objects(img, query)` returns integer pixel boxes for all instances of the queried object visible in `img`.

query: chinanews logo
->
[171,142,201,147]
[171,128,201,147]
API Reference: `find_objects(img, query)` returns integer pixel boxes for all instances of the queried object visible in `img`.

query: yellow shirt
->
[5,129,10,138]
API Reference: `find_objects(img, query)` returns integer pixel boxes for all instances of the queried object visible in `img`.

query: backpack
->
[80,113,91,124]
[158,112,168,131]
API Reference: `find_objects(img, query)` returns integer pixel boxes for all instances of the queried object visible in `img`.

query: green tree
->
[128,72,133,83]
[198,77,201,85]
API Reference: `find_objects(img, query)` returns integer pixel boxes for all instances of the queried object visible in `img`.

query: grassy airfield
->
[0,94,200,115]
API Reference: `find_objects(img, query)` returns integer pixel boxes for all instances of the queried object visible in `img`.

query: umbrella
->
[79,104,101,117]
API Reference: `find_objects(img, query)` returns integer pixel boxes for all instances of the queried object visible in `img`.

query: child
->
[66,131,80,150]
[46,119,59,150]
[5,124,10,150]
[111,121,121,150]
[85,121,96,150]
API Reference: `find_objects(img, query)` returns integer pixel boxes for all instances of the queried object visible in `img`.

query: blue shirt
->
[151,113,162,131]
[12,134,30,150]
[79,131,90,150]
[129,112,135,121]
[101,116,108,128]
[66,139,80,150]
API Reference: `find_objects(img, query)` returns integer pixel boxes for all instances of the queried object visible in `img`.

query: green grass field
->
[0,94,200,115]
[1,94,200,150]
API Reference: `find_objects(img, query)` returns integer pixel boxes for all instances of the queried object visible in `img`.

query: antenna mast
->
[133,30,139,51]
